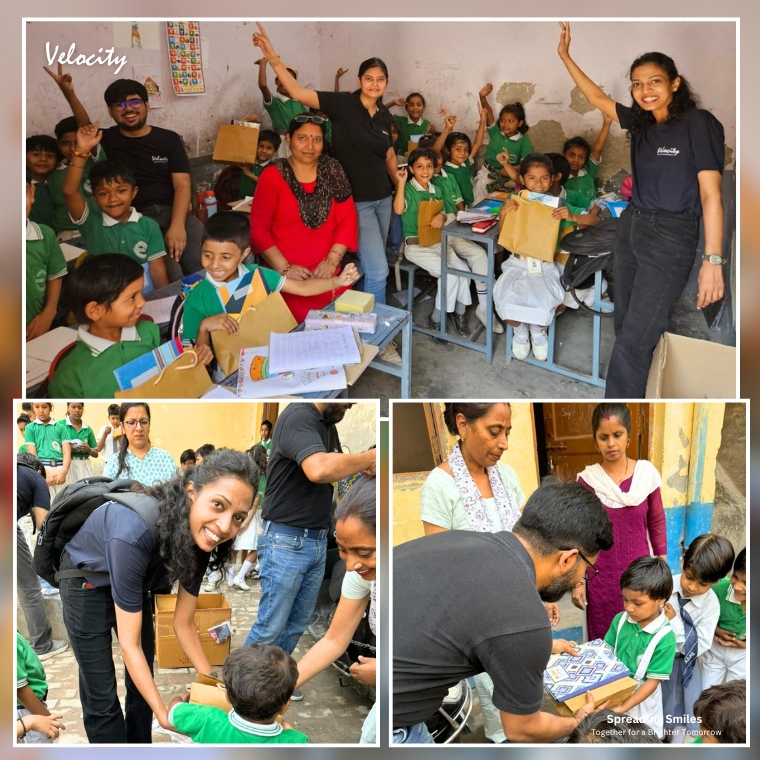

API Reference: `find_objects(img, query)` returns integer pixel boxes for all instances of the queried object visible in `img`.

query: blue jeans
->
[244,521,327,654]
[393,722,435,744]
[355,197,392,305]
[388,211,404,261]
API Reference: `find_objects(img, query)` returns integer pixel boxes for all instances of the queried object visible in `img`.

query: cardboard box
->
[212,123,260,165]
[190,682,232,712]
[155,593,232,669]
[551,676,639,717]
[645,332,737,399]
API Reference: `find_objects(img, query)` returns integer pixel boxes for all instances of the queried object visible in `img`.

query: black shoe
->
[290,688,304,701]
[426,314,447,345]
[451,313,470,337]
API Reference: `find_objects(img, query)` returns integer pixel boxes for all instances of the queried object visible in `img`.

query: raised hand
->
[388,96,406,108]
[558,21,572,59]
[395,166,408,184]
[252,22,278,62]
[444,114,457,130]
[335,66,349,78]
[496,150,511,167]
[336,263,360,286]
[43,62,74,95]
[479,83,493,98]
[76,121,102,154]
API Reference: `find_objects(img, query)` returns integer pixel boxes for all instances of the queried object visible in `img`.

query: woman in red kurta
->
[249,116,358,323]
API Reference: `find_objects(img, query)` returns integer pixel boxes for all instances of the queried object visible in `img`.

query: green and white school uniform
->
[444,158,475,207]
[258,438,272,456]
[565,157,600,206]
[393,114,430,153]
[432,169,463,214]
[17,631,53,744]
[700,578,746,687]
[49,322,161,399]
[24,417,68,498]
[29,180,55,229]
[484,125,532,170]
[264,93,306,132]
[57,415,98,482]
[46,145,106,232]
[605,611,676,738]
[169,703,309,744]
[238,159,272,199]
[25,221,67,327]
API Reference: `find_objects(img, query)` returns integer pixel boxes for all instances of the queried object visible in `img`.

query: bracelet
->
[281,264,292,275]
[18,716,27,737]
[72,149,90,159]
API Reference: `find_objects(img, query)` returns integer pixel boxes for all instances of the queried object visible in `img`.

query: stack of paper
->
[457,198,504,223]
[26,326,78,388]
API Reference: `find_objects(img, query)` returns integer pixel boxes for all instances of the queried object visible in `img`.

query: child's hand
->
[241,112,260,123]
[203,313,240,336]
[26,712,66,740]
[43,62,75,95]
[349,656,376,686]
[254,57,267,66]
[429,212,446,229]
[663,602,676,620]
[387,96,406,108]
[281,718,294,730]
[335,66,348,78]
[395,167,408,184]
[335,263,360,287]
[479,83,493,98]
[571,582,587,609]
[477,106,487,121]
[26,311,55,341]
[443,114,457,130]
[500,199,519,217]
[167,689,191,711]
[496,150,511,167]
[558,21,572,59]
[241,165,258,180]
[76,121,102,154]
[545,602,561,626]
[252,23,278,63]
[425,122,436,134]
[193,345,214,366]
[552,206,573,221]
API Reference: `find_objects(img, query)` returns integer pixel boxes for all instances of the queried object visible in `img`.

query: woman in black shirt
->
[557,22,726,397]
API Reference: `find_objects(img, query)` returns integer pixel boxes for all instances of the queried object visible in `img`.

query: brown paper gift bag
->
[115,350,213,399]
[417,198,445,247]
[497,193,560,263]
[211,292,298,377]
[212,123,260,165]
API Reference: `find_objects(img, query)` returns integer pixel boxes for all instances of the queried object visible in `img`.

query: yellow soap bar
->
[335,290,375,313]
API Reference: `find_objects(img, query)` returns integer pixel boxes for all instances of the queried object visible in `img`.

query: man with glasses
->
[49,71,202,276]
[393,477,615,744]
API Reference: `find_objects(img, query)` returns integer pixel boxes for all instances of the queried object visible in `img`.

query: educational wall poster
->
[113,21,161,51]
[166,21,205,96]
[133,64,166,109]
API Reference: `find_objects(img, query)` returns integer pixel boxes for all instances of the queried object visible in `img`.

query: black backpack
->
[33,476,161,588]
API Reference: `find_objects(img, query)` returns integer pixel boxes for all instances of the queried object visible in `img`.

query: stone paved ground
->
[39,574,372,745]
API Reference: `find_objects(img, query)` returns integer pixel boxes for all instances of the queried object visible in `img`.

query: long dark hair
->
[114,402,151,479]
[247,444,268,481]
[136,448,259,589]
[626,52,699,135]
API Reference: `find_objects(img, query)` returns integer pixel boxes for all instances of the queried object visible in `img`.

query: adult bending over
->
[295,476,377,743]
[393,478,614,744]
[250,116,358,323]
[252,24,398,315]
[557,22,725,398]
[59,449,257,742]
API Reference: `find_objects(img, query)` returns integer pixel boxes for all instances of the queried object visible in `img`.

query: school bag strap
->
[614,613,671,682]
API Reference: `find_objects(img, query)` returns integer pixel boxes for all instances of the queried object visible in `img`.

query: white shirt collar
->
[227,709,283,736]
[65,415,89,431]
[410,177,435,194]
[256,157,272,169]
[439,167,449,179]
[575,167,588,178]
[406,116,423,126]
[639,611,670,634]
[727,583,740,604]
[102,207,141,227]
[508,133,522,141]
[32,416,56,426]
[274,92,292,103]
[77,324,139,357]
[26,220,43,241]
[445,160,461,170]
[671,574,711,609]
[206,263,248,289]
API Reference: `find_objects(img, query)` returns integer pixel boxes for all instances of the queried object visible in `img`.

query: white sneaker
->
[475,306,504,334]
[231,577,250,591]
[377,341,402,366]
[512,331,530,360]
[530,329,549,361]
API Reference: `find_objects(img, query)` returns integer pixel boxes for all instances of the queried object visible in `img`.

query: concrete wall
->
[27,20,736,185]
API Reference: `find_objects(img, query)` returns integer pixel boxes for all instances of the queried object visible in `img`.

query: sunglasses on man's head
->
[293,114,327,125]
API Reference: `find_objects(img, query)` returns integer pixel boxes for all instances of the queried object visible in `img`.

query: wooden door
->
[543,403,649,480]
[423,403,450,466]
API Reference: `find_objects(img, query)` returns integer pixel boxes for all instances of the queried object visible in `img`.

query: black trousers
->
[59,551,155,743]
[605,205,700,398]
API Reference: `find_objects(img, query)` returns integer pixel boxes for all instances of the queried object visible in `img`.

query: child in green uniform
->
[63,122,169,292]
[255,56,306,151]
[700,548,746,688]
[167,644,309,744]
[46,116,106,236]
[26,177,66,340]
[49,255,207,398]
[182,212,358,364]
[17,631,65,744]
[479,85,533,192]
[604,557,677,739]
[238,130,281,199]
[57,401,98,482]
[563,113,612,206]
[24,402,71,497]
[26,135,59,228]
[388,92,432,154]
[433,111,487,207]
[691,679,745,744]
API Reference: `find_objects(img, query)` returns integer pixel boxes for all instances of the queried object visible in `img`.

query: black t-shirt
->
[393,530,552,728]
[99,125,191,210]
[17,464,50,522]
[616,104,724,216]
[316,90,394,202]
[262,404,341,530]
[66,501,208,613]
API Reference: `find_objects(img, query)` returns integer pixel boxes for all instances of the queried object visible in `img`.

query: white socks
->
[235,560,254,582]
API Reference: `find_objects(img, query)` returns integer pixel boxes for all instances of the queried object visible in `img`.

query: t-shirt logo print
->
[35,268,46,291]
[656,147,680,157]
[152,155,169,163]
[134,241,148,261]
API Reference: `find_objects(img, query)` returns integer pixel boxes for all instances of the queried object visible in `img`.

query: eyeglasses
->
[293,114,327,125]
[111,98,146,112]
[123,418,150,429]
[562,548,599,581]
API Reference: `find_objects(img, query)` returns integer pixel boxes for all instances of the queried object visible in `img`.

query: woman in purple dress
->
[575,403,667,640]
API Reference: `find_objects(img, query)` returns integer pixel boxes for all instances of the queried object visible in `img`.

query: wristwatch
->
[702,254,725,265]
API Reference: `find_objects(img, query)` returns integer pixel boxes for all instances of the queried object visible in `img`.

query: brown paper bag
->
[497,193,560,263]
[211,292,298,377]
[189,682,232,712]
[115,350,213,399]
[212,123,260,165]
[417,198,445,247]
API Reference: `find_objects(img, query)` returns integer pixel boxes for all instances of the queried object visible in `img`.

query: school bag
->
[33,476,161,588]
[559,217,617,316]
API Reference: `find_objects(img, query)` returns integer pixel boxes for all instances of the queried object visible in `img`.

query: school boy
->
[255,58,306,132]
[661,533,734,742]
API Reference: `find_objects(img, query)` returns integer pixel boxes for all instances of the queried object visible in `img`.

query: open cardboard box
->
[550,676,639,717]
[645,332,736,398]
